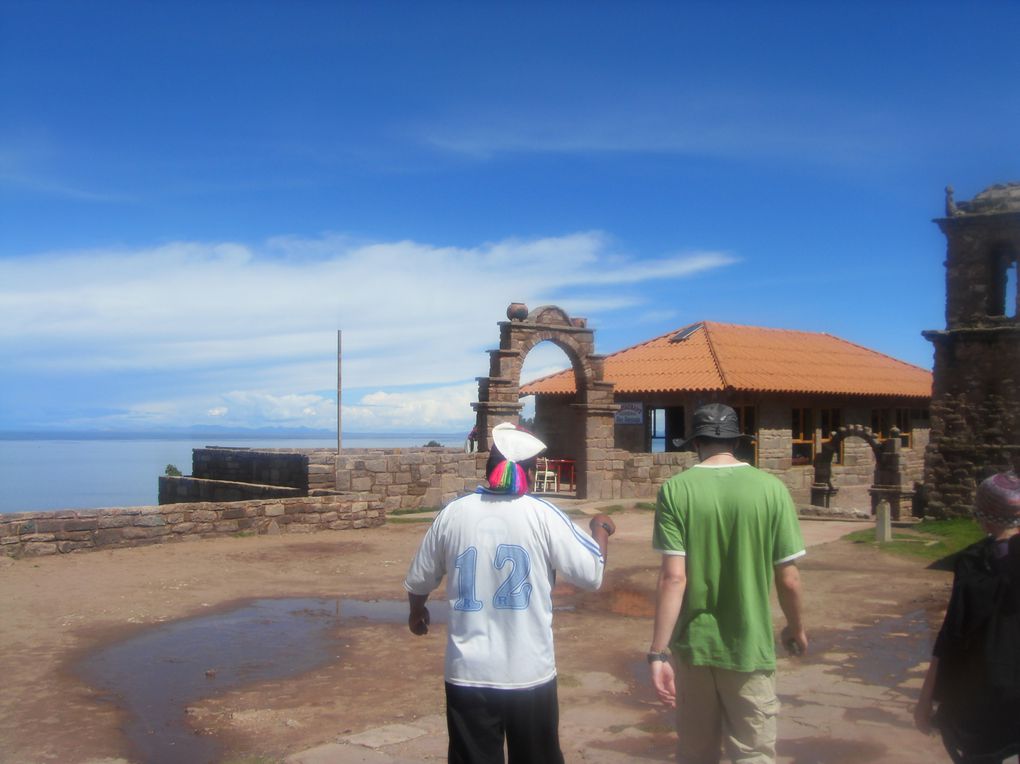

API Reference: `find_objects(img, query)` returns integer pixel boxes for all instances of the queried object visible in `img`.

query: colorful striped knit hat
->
[487,423,547,495]
[974,470,1020,527]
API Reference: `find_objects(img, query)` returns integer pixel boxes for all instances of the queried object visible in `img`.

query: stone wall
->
[603,449,696,499]
[0,493,385,558]
[924,333,1019,515]
[335,448,486,512]
[160,446,486,515]
[158,476,303,504]
[192,447,337,492]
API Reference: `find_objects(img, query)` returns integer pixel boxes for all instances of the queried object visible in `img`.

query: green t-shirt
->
[653,463,805,672]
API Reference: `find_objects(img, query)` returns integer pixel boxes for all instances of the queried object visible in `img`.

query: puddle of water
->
[602,587,656,618]
[76,598,449,764]
[555,583,656,618]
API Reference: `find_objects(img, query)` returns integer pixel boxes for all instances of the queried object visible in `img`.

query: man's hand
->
[650,659,676,708]
[408,605,430,635]
[780,624,808,656]
[408,593,430,636]
[589,514,616,536]
[588,514,615,560]
[775,563,806,657]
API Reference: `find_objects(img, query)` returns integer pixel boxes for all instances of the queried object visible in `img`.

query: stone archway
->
[811,425,913,519]
[471,303,618,499]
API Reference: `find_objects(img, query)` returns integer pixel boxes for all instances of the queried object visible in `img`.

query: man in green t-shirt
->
[648,403,807,764]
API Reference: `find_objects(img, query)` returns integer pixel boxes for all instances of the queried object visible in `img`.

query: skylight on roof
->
[670,323,704,343]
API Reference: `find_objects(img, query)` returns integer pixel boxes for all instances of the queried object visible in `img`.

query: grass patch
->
[634,501,657,511]
[844,517,984,561]
[389,507,440,516]
[386,516,435,524]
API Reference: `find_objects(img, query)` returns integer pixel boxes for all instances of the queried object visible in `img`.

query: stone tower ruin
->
[922,182,1020,516]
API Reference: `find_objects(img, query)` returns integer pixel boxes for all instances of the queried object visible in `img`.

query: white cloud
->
[416,90,905,170]
[1,232,736,430]
[344,382,478,431]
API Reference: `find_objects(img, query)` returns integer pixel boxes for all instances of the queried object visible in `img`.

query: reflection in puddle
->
[554,582,656,618]
[601,587,656,618]
[76,598,449,764]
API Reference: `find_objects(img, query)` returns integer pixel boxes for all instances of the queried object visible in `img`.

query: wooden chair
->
[533,457,559,493]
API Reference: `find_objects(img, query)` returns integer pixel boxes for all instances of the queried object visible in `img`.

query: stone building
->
[521,319,932,511]
[922,182,1020,517]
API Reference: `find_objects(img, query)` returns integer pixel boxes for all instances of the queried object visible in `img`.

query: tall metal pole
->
[342,328,346,452]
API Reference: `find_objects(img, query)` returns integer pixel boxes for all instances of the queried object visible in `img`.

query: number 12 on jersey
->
[453,544,533,611]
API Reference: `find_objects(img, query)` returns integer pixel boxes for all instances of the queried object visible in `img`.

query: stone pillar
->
[875,500,893,542]
[574,372,620,499]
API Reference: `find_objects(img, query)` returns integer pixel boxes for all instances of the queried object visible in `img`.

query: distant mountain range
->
[0,426,463,440]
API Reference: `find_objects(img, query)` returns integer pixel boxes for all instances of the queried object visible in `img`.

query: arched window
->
[987,246,1018,318]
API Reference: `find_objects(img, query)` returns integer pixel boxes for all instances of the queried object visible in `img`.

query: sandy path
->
[0,509,954,763]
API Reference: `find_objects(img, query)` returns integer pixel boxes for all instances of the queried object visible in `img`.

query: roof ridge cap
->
[821,333,933,373]
[701,322,729,389]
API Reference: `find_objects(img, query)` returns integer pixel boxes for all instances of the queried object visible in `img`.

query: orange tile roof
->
[520,321,932,399]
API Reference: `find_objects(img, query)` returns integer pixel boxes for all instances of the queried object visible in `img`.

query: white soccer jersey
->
[404,490,605,689]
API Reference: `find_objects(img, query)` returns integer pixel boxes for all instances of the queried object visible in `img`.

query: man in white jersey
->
[404,422,615,763]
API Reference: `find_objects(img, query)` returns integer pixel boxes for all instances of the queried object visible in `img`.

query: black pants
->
[445,678,564,764]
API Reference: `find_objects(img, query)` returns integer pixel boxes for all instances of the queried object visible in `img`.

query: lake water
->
[0,434,461,513]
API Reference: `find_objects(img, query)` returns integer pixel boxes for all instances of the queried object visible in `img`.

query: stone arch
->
[811,425,913,519]
[472,303,617,499]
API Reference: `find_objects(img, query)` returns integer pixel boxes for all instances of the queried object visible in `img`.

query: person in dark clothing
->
[915,469,1020,764]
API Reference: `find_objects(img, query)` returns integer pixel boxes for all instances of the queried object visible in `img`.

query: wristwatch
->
[646,650,671,664]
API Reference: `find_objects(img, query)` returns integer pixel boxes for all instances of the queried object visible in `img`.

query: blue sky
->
[2,1,1018,433]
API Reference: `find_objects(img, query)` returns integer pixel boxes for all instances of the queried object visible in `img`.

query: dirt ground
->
[0,506,959,763]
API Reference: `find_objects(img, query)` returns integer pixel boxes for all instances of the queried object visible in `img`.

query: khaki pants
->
[675,661,779,764]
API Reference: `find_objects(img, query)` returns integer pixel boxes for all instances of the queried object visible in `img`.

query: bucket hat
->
[676,403,749,449]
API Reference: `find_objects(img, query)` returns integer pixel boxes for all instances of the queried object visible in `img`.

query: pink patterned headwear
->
[974,470,1020,527]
